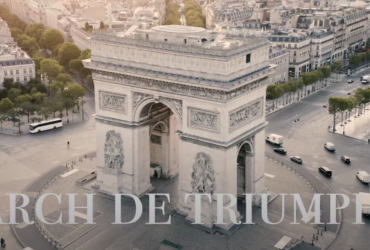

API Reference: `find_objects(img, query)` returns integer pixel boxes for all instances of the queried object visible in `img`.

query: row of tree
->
[0,5,27,30]
[349,50,370,69]
[267,66,332,108]
[0,78,86,132]
[163,3,181,25]
[329,88,370,130]
[184,0,206,28]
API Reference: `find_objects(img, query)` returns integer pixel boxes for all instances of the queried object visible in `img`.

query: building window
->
[4,71,7,76]
[23,69,27,73]
[164,39,167,42]
[24,76,27,82]
[146,34,149,40]
[184,39,187,44]
[16,70,19,74]
[29,69,32,73]
[16,77,20,82]
[246,54,251,63]
[10,70,13,75]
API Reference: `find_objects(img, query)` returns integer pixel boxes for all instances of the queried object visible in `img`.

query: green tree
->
[346,96,358,121]
[16,34,39,57]
[99,21,105,30]
[39,28,64,52]
[25,23,45,42]
[86,74,94,89]
[52,43,63,59]
[40,59,63,83]
[0,98,14,113]
[69,59,84,80]
[84,22,90,31]
[355,88,365,116]
[15,94,33,123]
[349,54,362,70]
[56,73,72,84]
[10,28,24,40]
[7,88,21,102]
[58,42,81,67]
[328,97,341,132]
[78,49,91,60]
[319,66,331,87]
[330,61,344,81]
[32,55,45,73]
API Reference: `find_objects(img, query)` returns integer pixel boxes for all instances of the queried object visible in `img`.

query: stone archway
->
[237,141,254,197]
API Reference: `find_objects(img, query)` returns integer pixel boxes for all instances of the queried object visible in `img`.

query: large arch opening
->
[237,142,254,199]
[137,101,180,195]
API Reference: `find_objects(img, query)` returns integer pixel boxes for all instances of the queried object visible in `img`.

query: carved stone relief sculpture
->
[104,130,124,170]
[229,97,263,131]
[132,92,153,109]
[188,107,219,132]
[191,152,216,195]
[100,91,126,113]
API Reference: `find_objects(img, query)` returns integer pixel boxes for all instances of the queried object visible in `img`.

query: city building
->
[0,18,35,87]
[204,0,254,30]
[269,47,289,83]
[309,28,334,69]
[268,27,311,78]
[83,25,276,229]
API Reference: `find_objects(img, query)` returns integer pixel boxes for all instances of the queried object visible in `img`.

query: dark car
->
[319,166,332,177]
[341,156,351,164]
[274,148,287,155]
[290,156,302,164]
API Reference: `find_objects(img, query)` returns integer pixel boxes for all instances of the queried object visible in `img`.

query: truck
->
[361,75,370,84]
[265,134,283,146]
[359,192,370,215]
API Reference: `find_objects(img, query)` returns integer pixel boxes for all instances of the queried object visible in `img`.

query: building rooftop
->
[0,44,34,66]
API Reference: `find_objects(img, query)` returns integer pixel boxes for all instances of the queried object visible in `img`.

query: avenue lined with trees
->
[266,66,332,109]
[0,4,93,133]
[163,0,205,28]
[329,88,370,132]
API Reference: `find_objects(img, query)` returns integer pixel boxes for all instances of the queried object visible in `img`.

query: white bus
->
[29,118,63,133]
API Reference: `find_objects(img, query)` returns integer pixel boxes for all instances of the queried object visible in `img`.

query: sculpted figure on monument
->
[191,152,216,195]
[104,130,124,170]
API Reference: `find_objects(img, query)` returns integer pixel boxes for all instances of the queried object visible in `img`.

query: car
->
[347,79,354,83]
[348,92,351,95]
[274,148,287,155]
[341,156,351,164]
[319,166,332,177]
[356,171,370,183]
[291,156,302,164]
[324,142,335,152]
[323,104,327,108]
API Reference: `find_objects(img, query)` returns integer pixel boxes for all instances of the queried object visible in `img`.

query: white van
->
[324,142,335,152]
[356,171,370,184]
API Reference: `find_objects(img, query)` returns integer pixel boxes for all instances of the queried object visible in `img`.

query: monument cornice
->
[89,67,271,103]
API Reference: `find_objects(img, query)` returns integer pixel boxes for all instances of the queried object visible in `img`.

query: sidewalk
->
[331,110,370,142]
[266,81,333,116]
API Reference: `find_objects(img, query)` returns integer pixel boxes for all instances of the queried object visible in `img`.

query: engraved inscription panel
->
[229,97,263,131]
[100,91,126,113]
[188,107,219,132]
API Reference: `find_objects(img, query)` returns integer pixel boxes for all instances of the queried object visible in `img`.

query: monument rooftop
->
[91,25,270,57]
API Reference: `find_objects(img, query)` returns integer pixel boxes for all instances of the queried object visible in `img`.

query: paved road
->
[266,69,370,250]
[0,84,97,250]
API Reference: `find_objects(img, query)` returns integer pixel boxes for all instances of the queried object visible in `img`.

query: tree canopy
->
[16,34,39,57]
[39,29,64,52]
[25,23,45,42]
[40,59,64,82]
[58,42,81,67]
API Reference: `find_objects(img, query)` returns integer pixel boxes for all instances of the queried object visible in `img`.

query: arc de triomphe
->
[83,25,274,230]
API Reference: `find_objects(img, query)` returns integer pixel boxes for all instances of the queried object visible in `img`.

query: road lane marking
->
[61,169,79,177]
[301,211,315,223]
[74,211,88,220]
[265,173,275,178]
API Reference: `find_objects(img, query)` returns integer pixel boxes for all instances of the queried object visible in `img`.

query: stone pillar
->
[252,130,266,205]
[167,114,180,178]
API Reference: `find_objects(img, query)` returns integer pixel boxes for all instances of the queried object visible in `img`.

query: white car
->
[324,142,335,152]
[357,171,370,184]
[347,79,354,83]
